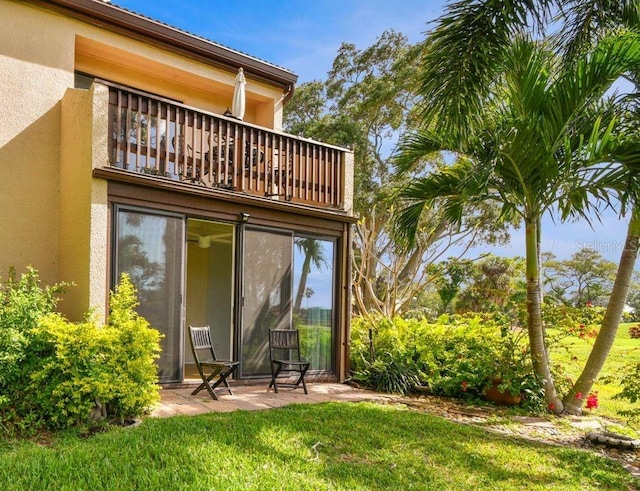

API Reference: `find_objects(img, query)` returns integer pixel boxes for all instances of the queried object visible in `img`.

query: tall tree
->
[542,249,617,307]
[395,29,640,413]
[284,31,509,319]
[456,255,526,313]
[396,0,640,415]
[553,0,640,414]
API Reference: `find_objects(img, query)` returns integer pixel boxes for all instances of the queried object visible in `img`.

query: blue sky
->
[114,0,634,266]
[115,0,441,83]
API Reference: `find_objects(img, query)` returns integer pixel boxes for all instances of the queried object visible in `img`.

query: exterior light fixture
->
[240,212,250,223]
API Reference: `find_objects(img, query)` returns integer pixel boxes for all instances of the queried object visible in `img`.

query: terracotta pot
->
[483,378,522,406]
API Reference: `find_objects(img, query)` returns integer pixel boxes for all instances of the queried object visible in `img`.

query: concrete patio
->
[151,383,397,418]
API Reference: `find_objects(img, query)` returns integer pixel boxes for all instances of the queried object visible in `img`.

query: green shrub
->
[542,303,605,341]
[27,275,162,428]
[0,267,67,428]
[350,313,544,409]
[357,357,421,394]
[0,270,161,431]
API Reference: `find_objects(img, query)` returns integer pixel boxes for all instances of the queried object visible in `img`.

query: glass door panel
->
[114,208,184,383]
[293,236,335,371]
[240,227,292,377]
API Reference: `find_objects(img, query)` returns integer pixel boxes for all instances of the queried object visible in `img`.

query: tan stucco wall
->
[343,150,355,216]
[59,83,110,322]
[59,87,92,320]
[0,1,76,287]
[1,0,287,320]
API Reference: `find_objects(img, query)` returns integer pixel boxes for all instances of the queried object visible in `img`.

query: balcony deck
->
[106,82,347,210]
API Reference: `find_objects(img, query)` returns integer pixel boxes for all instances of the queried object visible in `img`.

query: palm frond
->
[393,159,483,247]
[558,0,640,63]
[394,130,451,174]
[418,0,552,142]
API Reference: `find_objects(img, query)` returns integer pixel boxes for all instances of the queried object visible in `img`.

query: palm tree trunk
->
[525,218,564,413]
[294,254,313,314]
[563,209,640,414]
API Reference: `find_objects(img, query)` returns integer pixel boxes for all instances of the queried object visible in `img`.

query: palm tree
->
[395,31,640,413]
[553,0,640,414]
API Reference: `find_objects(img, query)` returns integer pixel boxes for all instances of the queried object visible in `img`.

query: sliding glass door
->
[114,207,185,383]
[240,228,336,377]
[240,227,293,377]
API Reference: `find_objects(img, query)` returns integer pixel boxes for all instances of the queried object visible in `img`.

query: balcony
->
[106,82,348,210]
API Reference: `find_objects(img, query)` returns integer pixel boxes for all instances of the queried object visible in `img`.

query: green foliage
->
[542,303,605,341]
[542,249,618,307]
[614,362,640,420]
[350,314,544,410]
[0,267,67,427]
[452,255,527,315]
[284,32,510,319]
[356,357,421,395]
[0,270,161,431]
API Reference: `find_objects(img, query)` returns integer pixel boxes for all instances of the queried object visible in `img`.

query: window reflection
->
[293,236,335,371]
[241,229,292,376]
[115,209,183,383]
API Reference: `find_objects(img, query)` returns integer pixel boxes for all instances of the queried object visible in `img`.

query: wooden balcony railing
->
[107,83,346,209]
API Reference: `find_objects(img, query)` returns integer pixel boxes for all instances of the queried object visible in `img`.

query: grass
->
[0,402,637,491]
[552,322,640,425]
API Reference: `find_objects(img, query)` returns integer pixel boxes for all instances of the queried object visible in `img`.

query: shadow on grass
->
[0,402,636,490]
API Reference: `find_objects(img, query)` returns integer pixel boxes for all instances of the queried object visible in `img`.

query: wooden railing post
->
[106,82,347,210]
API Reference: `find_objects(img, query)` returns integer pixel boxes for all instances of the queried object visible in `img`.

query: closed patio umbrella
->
[231,67,246,120]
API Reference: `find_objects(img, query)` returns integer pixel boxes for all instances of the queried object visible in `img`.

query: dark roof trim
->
[31,0,298,90]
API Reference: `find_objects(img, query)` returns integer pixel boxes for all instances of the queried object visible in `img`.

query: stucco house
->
[1,0,354,385]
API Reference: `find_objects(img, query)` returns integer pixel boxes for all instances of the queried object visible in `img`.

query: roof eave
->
[29,0,298,90]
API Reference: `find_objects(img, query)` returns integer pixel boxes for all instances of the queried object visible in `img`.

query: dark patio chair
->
[268,328,310,394]
[188,325,239,400]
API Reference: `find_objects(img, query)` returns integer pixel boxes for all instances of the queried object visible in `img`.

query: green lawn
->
[0,402,636,491]
[552,322,639,423]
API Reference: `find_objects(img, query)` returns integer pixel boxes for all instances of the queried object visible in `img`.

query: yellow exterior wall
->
[343,151,355,216]
[59,82,109,322]
[59,87,93,320]
[74,36,282,129]
[1,0,287,321]
[0,1,76,288]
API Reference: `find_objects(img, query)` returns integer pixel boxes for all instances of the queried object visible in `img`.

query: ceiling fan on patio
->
[187,231,232,248]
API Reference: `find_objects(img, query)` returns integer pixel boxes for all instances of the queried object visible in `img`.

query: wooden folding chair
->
[188,325,239,400]
[268,328,310,394]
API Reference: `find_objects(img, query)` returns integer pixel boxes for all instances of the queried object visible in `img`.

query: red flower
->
[548,402,555,411]
[576,392,583,400]
[586,392,599,410]
[460,381,468,392]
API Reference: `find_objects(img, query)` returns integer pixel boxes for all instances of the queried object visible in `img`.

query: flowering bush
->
[585,392,599,410]
[541,303,604,341]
